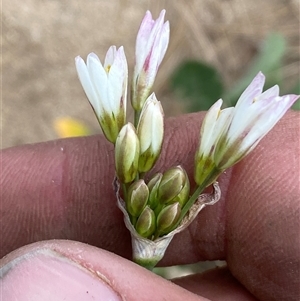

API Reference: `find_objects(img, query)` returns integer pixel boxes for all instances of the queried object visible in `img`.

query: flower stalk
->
[74,9,299,271]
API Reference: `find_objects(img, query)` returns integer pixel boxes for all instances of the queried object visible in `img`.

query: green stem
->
[122,183,129,202]
[134,109,141,128]
[175,167,221,228]
[130,215,137,226]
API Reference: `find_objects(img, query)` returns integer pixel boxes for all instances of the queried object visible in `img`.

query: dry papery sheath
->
[114,178,221,269]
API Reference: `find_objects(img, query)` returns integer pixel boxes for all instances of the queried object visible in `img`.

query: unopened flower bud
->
[135,206,156,238]
[126,180,149,217]
[168,168,190,207]
[115,123,140,183]
[137,94,164,173]
[156,202,181,236]
[147,173,163,210]
[157,166,187,204]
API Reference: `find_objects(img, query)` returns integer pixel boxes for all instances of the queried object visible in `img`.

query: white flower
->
[195,72,299,186]
[137,93,164,172]
[75,46,128,143]
[132,10,170,111]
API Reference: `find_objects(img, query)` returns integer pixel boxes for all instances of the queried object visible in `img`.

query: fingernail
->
[1,249,122,301]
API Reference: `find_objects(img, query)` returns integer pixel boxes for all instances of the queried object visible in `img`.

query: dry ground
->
[2,0,299,148]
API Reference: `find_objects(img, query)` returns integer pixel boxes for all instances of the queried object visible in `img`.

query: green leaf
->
[223,33,286,105]
[170,60,224,112]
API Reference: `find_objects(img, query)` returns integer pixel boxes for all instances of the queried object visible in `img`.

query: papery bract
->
[75,46,128,143]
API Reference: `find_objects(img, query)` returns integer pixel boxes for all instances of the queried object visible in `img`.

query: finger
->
[1,240,205,301]
[173,267,258,301]
[1,111,207,258]
[168,110,300,301]
[1,111,299,300]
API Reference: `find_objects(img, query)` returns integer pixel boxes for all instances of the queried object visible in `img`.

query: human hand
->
[1,111,299,301]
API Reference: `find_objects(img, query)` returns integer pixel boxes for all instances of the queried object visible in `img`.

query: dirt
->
[2,0,299,148]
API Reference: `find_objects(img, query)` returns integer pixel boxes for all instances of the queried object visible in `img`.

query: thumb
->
[1,240,204,301]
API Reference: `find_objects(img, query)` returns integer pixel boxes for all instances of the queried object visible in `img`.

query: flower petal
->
[86,53,108,114]
[75,56,101,116]
[235,71,265,112]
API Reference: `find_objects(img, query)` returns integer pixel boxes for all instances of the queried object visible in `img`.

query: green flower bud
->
[156,202,181,236]
[147,173,163,210]
[115,123,140,183]
[167,168,190,207]
[157,166,186,205]
[126,180,149,217]
[135,206,156,238]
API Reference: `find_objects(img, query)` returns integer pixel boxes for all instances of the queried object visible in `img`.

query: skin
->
[0,111,299,301]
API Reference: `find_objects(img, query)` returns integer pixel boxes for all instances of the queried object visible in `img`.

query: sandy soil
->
[2,0,299,148]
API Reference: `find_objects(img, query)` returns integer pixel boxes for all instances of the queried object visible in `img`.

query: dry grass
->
[2,0,299,148]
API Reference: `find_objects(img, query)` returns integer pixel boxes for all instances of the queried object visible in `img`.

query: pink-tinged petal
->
[143,10,166,59]
[226,102,265,147]
[250,94,299,139]
[227,80,274,143]
[235,72,265,111]
[224,93,298,168]
[146,20,169,77]
[135,11,155,70]
[132,10,169,110]
[137,11,154,44]
[75,56,101,116]
[149,10,166,41]
[257,84,279,102]
[157,21,170,67]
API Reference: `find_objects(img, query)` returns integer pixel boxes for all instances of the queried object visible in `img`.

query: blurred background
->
[2,0,299,149]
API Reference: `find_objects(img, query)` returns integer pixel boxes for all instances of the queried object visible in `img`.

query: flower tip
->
[75,55,82,63]
[216,98,223,105]
[164,20,170,30]
[143,10,153,21]
[287,94,300,106]
[160,9,166,17]
[87,52,100,62]
[255,71,266,82]
[210,98,223,111]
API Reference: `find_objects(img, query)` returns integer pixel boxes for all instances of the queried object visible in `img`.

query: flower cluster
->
[124,166,189,239]
[75,9,299,269]
[194,72,299,187]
